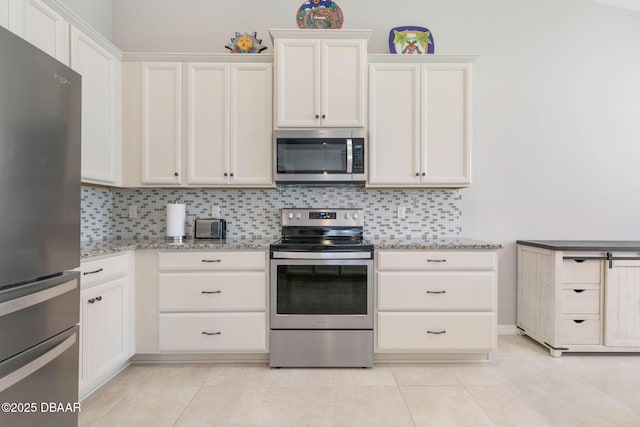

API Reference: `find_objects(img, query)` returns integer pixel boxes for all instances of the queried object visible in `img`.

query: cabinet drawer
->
[561,259,601,284]
[158,272,266,312]
[377,312,495,351]
[378,272,494,310]
[560,319,601,345]
[158,313,267,352]
[560,289,600,314]
[158,251,266,271]
[80,253,129,287]
[378,251,495,271]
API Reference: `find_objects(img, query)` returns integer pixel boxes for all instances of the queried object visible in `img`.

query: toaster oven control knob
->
[344,213,350,220]
[295,212,302,220]
[352,213,359,220]
[287,212,294,219]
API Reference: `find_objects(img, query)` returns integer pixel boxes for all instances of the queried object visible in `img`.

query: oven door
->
[270,257,373,330]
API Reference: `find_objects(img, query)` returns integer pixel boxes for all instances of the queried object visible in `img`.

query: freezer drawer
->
[0,272,79,362]
[0,326,79,427]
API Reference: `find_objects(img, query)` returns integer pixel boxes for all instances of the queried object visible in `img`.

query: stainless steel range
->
[269,208,374,368]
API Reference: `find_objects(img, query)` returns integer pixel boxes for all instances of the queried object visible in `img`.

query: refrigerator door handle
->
[0,278,78,317]
[0,333,76,392]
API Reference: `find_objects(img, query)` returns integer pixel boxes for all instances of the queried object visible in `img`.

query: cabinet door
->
[605,260,640,346]
[11,0,68,64]
[275,38,320,127]
[368,63,421,185]
[321,39,366,127]
[421,63,471,186]
[186,63,228,185]
[93,278,128,380]
[142,62,182,184]
[229,63,273,186]
[70,26,120,185]
[78,288,94,394]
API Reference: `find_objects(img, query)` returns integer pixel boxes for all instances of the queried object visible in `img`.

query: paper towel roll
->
[166,203,186,239]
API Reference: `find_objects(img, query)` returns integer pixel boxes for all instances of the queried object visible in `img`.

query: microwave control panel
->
[353,140,365,173]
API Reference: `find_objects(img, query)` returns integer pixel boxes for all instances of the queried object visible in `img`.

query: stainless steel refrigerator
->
[0,26,81,427]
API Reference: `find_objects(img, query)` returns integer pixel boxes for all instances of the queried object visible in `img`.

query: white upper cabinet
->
[187,62,272,186]
[271,29,370,128]
[70,26,121,185]
[141,62,183,185]
[9,0,69,64]
[368,56,473,188]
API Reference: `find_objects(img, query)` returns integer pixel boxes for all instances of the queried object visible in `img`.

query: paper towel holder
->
[166,202,187,243]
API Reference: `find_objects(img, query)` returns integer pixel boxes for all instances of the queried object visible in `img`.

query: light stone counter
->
[81,238,273,259]
[371,237,502,250]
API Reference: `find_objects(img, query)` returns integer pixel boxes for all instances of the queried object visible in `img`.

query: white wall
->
[59,0,112,40]
[111,0,640,325]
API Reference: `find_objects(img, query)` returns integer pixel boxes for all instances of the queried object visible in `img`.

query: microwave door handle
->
[346,138,353,173]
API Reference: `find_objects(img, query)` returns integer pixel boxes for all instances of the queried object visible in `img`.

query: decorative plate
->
[389,26,435,54]
[296,0,344,29]
[225,32,267,53]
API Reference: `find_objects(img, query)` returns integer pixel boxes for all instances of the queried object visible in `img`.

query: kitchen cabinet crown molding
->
[268,28,372,42]
[122,52,274,63]
[40,0,122,59]
[368,54,478,63]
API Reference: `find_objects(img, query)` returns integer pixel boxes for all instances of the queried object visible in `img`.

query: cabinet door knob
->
[321,114,326,119]
[88,298,96,304]
[174,172,179,177]
[315,114,319,119]
[421,172,426,176]
[224,173,228,177]
[230,173,234,177]
[415,172,419,177]
[95,296,102,301]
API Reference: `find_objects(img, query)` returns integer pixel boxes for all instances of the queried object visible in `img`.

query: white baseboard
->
[498,324,518,335]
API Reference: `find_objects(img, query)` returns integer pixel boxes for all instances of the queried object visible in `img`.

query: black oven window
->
[276,265,368,315]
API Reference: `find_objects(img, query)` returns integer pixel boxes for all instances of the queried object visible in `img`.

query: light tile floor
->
[79,335,640,426]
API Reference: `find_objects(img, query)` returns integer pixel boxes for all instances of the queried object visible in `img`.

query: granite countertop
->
[517,240,640,251]
[81,238,274,259]
[82,237,502,259]
[371,238,502,250]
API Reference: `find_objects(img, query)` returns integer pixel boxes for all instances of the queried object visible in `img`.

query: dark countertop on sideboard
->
[517,240,640,252]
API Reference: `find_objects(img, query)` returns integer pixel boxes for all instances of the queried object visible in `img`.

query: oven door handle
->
[271,251,372,260]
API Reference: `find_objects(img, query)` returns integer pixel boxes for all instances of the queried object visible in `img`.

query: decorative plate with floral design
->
[296,0,344,29]
[389,26,435,54]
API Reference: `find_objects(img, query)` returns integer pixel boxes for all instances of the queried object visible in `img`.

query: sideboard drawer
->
[377,312,495,351]
[560,318,601,345]
[562,259,601,284]
[560,289,600,314]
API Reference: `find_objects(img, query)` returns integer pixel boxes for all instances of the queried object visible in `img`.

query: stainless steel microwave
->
[273,129,367,184]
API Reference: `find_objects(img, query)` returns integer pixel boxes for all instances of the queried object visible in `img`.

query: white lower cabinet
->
[376,250,497,358]
[153,250,268,354]
[79,251,134,399]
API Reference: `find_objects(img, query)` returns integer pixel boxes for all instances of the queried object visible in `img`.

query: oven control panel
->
[282,208,364,227]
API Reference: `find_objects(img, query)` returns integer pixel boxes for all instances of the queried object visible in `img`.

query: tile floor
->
[79,335,640,426]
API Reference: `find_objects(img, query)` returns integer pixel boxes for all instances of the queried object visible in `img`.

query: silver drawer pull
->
[201,290,222,294]
[201,331,222,336]
[427,330,447,335]
[83,268,104,275]
[427,259,447,263]
[202,259,221,263]
[426,290,446,294]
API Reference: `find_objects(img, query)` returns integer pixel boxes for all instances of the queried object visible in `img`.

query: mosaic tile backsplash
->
[81,186,462,242]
